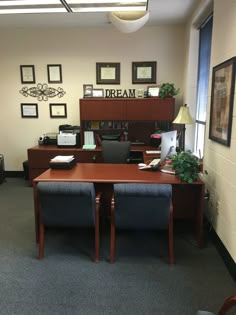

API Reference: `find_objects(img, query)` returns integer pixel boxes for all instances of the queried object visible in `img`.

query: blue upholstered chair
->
[37,182,101,261]
[101,140,131,164]
[110,183,174,264]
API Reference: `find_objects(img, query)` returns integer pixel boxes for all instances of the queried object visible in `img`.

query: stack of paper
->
[50,155,75,163]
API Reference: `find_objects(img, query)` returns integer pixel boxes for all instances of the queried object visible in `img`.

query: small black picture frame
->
[209,57,236,146]
[21,103,38,118]
[20,65,36,84]
[96,62,120,84]
[132,61,157,84]
[83,84,93,97]
[47,64,62,83]
[49,103,67,118]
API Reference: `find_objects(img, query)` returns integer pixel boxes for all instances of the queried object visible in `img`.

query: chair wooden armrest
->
[218,295,236,315]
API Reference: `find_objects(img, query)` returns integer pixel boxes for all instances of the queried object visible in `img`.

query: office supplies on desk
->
[84,131,95,145]
[138,158,160,170]
[57,132,77,147]
[82,144,96,150]
[58,125,81,147]
[38,133,58,145]
[160,165,176,174]
[49,155,76,169]
[146,150,161,154]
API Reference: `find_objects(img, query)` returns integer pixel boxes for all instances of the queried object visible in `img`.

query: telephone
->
[138,158,161,171]
[148,158,161,167]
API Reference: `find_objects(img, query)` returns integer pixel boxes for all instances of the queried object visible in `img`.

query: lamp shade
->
[173,105,194,124]
[109,11,149,33]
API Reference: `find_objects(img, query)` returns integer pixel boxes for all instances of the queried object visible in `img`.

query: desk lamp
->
[172,104,194,152]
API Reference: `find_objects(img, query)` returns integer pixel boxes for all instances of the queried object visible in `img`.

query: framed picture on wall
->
[21,103,38,118]
[47,64,62,83]
[49,103,67,118]
[20,65,36,84]
[132,61,156,84]
[83,84,93,97]
[96,62,120,84]
[209,57,236,146]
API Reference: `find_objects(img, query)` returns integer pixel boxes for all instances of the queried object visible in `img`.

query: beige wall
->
[0,26,185,171]
[184,0,236,262]
[204,0,236,262]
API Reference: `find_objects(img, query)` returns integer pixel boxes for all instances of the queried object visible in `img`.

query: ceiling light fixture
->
[109,10,149,33]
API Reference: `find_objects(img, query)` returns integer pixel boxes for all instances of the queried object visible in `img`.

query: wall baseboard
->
[206,221,236,282]
[5,171,24,178]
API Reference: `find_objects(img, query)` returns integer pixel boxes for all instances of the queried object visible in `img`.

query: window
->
[194,15,213,157]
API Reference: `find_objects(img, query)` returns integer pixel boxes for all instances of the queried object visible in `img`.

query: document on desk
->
[50,155,75,163]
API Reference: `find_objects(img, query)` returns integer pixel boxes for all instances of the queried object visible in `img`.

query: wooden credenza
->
[28,97,175,181]
[79,97,175,146]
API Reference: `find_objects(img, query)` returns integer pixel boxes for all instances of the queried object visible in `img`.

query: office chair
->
[37,182,101,262]
[101,140,131,163]
[196,295,236,315]
[110,183,174,264]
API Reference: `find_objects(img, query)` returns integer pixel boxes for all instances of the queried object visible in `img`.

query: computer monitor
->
[160,130,177,162]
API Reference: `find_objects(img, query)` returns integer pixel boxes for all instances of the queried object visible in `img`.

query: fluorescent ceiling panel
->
[0,0,148,14]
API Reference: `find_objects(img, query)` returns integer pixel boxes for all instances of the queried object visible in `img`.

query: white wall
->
[204,0,236,262]
[184,0,236,262]
[0,26,185,171]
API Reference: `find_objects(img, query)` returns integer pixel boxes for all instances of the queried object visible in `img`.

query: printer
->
[57,125,81,147]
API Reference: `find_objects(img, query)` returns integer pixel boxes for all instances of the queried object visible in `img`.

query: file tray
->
[49,158,76,169]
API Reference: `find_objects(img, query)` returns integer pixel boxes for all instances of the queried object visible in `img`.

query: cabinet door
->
[76,150,103,163]
[80,99,124,120]
[125,98,175,121]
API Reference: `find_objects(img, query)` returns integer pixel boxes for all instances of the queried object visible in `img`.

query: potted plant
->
[170,150,204,183]
[159,83,179,99]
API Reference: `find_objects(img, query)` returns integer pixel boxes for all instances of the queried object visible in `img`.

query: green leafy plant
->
[159,83,179,99]
[170,151,201,183]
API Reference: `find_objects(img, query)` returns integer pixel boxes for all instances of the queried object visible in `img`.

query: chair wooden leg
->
[38,222,44,260]
[110,196,115,263]
[169,202,174,265]
[94,194,100,263]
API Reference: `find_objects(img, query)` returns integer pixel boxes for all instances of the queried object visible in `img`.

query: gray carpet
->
[0,178,235,315]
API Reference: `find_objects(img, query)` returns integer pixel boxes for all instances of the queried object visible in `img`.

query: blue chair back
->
[37,182,96,227]
[114,183,172,230]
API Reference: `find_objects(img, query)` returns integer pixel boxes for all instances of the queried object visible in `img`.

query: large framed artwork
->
[209,57,236,146]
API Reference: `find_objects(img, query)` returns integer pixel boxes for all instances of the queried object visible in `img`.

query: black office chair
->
[110,183,174,264]
[37,182,101,262]
[101,140,131,164]
[196,295,236,315]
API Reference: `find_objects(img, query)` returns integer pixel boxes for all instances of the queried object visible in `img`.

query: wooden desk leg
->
[196,184,205,248]
[33,182,39,243]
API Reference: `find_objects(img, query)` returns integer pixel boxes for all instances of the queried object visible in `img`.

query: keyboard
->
[146,150,161,154]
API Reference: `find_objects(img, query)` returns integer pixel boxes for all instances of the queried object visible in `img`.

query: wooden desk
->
[28,145,160,182]
[33,163,204,247]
